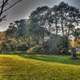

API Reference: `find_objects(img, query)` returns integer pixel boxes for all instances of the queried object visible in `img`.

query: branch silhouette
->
[0,0,23,22]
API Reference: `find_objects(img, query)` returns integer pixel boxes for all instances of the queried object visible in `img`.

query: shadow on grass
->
[21,54,80,65]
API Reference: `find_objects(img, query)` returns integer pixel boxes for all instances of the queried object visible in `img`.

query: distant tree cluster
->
[0,2,80,58]
[28,2,80,58]
[30,2,80,36]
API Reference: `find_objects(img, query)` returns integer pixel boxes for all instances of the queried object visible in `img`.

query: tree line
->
[0,2,80,59]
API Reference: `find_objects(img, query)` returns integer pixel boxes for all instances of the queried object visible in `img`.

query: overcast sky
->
[0,0,80,31]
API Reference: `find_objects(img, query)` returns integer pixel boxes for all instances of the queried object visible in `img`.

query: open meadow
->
[0,55,80,80]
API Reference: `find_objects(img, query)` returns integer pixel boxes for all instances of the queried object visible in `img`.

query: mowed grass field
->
[0,55,80,80]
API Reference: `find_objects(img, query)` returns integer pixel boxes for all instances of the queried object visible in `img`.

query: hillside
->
[0,55,80,80]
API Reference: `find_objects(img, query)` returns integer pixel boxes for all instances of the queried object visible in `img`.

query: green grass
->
[0,55,80,80]
[22,54,80,65]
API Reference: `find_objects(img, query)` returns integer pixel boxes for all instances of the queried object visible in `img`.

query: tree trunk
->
[55,21,58,35]
[71,48,77,59]
[63,35,69,55]
[61,20,64,36]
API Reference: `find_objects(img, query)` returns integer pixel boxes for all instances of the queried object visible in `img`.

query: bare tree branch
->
[0,0,23,22]
[3,0,23,13]
[0,0,9,16]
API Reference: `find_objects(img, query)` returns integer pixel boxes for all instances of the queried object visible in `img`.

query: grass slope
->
[23,54,80,65]
[0,55,80,80]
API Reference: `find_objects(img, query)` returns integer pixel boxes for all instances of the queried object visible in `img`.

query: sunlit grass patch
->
[0,55,80,80]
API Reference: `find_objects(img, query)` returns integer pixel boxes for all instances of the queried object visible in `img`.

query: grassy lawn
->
[0,55,80,80]
[22,54,80,65]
